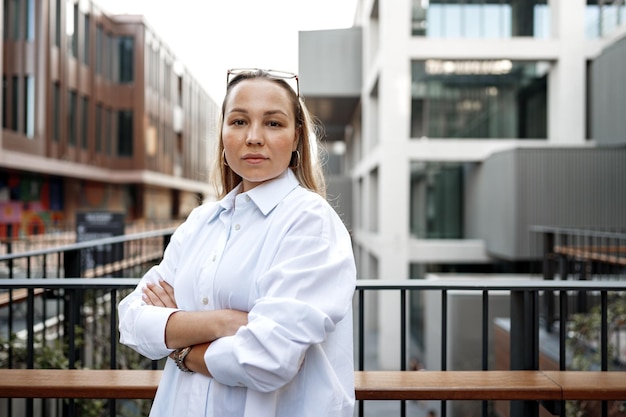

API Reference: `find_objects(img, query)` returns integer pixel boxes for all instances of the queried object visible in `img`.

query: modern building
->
[0,0,218,239]
[299,0,626,371]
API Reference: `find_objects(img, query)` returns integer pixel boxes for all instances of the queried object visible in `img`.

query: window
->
[105,108,112,155]
[95,25,103,74]
[411,0,550,39]
[3,1,9,40]
[11,76,19,131]
[54,0,61,46]
[410,162,464,239]
[25,76,34,138]
[11,0,20,40]
[104,32,112,79]
[117,110,133,156]
[585,0,626,38]
[2,77,7,129]
[410,60,549,139]
[81,96,89,149]
[67,1,78,57]
[68,91,77,146]
[83,14,90,65]
[95,103,102,152]
[118,36,134,83]
[26,0,34,41]
[52,83,60,142]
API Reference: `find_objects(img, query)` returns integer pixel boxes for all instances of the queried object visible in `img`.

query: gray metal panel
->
[298,28,362,97]
[476,148,626,260]
[591,36,626,146]
[469,151,518,258]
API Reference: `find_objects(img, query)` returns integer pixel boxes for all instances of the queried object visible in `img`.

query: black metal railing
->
[0,228,175,279]
[1,278,625,417]
[1,227,625,417]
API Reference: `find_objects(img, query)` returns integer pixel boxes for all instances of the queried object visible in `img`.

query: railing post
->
[6,224,13,278]
[543,231,556,333]
[162,233,172,252]
[64,248,82,278]
[510,290,539,417]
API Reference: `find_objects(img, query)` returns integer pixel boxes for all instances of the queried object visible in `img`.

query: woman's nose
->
[245,124,264,145]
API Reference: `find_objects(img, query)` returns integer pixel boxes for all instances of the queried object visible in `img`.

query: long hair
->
[210,69,326,199]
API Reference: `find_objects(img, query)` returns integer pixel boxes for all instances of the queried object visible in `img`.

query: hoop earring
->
[222,149,229,167]
[289,150,301,168]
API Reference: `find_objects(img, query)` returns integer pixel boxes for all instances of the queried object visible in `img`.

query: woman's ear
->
[293,128,301,152]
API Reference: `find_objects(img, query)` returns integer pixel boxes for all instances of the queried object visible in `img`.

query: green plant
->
[566,292,626,417]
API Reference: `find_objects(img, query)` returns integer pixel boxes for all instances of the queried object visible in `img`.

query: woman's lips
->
[242,154,267,164]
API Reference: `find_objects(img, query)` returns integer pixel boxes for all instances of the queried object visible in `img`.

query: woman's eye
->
[268,121,282,127]
[232,119,246,126]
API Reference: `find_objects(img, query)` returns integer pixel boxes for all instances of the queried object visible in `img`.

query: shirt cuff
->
[135,306,179,355]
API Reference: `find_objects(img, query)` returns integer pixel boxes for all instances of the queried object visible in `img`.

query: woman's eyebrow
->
[226,108,289,117]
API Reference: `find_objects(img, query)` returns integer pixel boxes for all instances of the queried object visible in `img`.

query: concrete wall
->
[298,28,362,97]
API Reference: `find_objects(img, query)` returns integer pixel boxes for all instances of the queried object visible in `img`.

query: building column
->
[548,0,586,144]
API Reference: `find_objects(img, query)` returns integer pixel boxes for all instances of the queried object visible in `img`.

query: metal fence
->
[0,227,625,417]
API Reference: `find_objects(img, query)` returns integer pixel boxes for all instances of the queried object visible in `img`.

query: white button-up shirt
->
[118,169,356,417]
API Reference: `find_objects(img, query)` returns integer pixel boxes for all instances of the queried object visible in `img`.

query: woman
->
[118,68,356,417]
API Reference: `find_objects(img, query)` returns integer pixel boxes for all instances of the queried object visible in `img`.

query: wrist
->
[172,346,194,373]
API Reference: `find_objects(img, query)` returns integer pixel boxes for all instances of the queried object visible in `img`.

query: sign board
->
[76,212,125,275]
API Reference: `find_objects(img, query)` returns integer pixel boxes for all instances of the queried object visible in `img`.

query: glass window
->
[12,76,19,131]
[410,60,549,139]
[95,25,102,74]
[66,1,77,57]
[83,14,90,65]
[412,0,550,39]
[54,0,61,46]
[586,0,626,38]
[118,36,134,83]
[68,91,77,146]
[11,0,20,40]
[25,76,34,138]
[52,83,60,142]
[26,0,34,40]
[104,32,112,80]
[3,1,9,40]
[2,77,7,129]
[95,103,102,152]
[410,162,464,239]
[81,96,88,149]
[105,108,112,155]
[117,110,133,156]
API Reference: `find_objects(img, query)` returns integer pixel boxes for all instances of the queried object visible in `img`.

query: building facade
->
[299,0,626,371]
[1,0,218,238]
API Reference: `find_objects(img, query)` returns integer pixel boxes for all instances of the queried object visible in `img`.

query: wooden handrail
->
[0,369,624,401]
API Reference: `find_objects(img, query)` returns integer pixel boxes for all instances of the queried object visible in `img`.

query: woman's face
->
[222,78,299,192]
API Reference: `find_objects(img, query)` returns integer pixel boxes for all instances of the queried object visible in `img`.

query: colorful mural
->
[0,173,64,238]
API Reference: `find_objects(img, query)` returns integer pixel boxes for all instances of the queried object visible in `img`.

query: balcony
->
[1,227,625,417]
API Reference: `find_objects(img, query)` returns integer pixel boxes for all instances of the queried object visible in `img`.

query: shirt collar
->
[246,169,300,215]
[206,169,300,222]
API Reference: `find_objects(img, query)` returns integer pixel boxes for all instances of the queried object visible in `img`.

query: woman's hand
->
[143,279,177,309]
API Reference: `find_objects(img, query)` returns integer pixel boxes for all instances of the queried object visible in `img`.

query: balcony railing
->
[1,227,625,417]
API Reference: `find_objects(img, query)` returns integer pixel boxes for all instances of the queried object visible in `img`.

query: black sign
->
[76,212,125,275]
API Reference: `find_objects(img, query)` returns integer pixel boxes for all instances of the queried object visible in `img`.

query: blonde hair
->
[210,70,326,199]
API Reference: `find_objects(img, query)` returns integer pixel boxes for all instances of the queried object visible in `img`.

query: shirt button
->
[245,195,251,202]
[211,254,216,262]
[234,224,241,230]
[202,297,208,305]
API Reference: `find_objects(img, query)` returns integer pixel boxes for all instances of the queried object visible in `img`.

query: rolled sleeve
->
[118,290,179,360]
[206,297,333,392]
